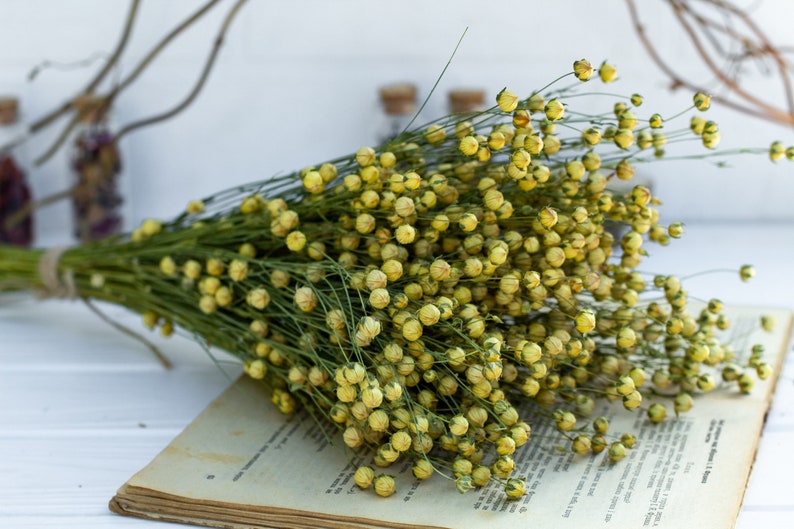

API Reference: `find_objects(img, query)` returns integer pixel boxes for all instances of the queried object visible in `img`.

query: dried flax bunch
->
[1,59,790,499]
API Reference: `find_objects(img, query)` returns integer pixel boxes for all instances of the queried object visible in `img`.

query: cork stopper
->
[72,95,109,123]
[379,83,417,116]
[0,97,19,125]
[448,89,485,113]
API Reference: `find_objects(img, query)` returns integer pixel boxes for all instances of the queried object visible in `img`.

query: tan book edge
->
[110,306,793,529]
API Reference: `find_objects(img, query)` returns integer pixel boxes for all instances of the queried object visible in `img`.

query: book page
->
[111,306,793,529]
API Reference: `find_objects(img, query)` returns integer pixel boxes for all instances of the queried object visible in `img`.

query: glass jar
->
[448,89,485,114]
[0,97,34,247]
[70,96,123,243]
[376,83,417,144]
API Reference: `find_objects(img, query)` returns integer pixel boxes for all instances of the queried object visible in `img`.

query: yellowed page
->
[111,306,792,529]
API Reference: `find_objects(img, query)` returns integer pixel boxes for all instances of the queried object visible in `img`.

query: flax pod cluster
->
[1,59,787,500]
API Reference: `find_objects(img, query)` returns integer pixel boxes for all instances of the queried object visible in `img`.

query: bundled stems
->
[1,60,789,500]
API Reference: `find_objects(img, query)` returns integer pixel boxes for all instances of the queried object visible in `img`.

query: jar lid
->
[448,89,485,113]
[379,83,417,115]
[0,97,19,125]
[72,95,109,123]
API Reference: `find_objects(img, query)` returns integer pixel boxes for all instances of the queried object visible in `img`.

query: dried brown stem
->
[116,0,248,142]
[32,0,222,167]
[28,0,141,135]
[624,0,794,127]
[107,0,221,101]
[2,186,77,233]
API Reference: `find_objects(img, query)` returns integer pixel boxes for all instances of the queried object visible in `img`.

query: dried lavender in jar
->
[71,96,123,243]
[0,97,34,247]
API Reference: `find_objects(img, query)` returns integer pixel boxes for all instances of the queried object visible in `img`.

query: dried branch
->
[28,0,141,135]
[624,0,794,128]
[116,0,248,142]
[32,0,223,167]
[107,0,221,101]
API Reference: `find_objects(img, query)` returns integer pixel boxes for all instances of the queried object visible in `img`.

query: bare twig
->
[83,298,173,369]
[624,0,794,127]
[2,186,77,233]
[108,0,221,100]
[116,0,248,142]
[32,0,223,167]
[28,0,141,135]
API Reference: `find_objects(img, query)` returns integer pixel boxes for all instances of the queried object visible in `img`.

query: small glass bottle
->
[70,96,123,243]
[448,89,485,115]
[376,83,417,144]
[0,97,34,247]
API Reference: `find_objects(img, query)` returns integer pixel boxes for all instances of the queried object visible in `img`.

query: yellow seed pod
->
[511,148,531,169]
[459,135,479,156]
[369,288,391,309]
[198,294,218,315]
[228,259,248,282]
[365,269,388,290]
[459,212,479,232]
[488,131,506,151]
[496,88,519,113]
[539,207,558,229]
[402,318,423,341]
[581,127,602,146]
[544,99,565,121]
[214,286,233,307]
[565,160,586,181]
[159,256,177,276]
[246,287,271,310]
[428,214,449,232]
[613,128,635,149]
[769,141,786,161]
[693,91,711,111]
[739,264,755,281]
[481,188,503,211]
[354,466,375,489]
[395,224,416,244]
[245,359,267,380]
[573,58,594,81]
[294,286,318,313]
[418,304,441,326]
[428,259,451,281]
[302,170,324,194]
[355,213,376,234]
[702,130,721,149]
[542,134,561,155]
[142,310,160,329]
[394,196,415,218]
[355,146,376,167]
[182,259,202,280]
[649,113,664,129]
[575,309,596,334]
[344,173,362,191]
[618,111,638,130]
[186,200,205,214]
[455,120,474,138]
[616,327,637,349]
[285,231,307,252]
[425,124,446,145]
[199,277,221,296]
[599,61,617,83]
[512,108,531,128]
[200,258,223,278]
[140,218,163,238]
[237,243,256,259]
[420,190,437,209]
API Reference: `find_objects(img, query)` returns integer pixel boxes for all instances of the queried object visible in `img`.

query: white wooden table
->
[2,222,793,528]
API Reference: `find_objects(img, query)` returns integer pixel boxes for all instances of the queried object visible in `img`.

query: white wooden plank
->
[0,370,239,431]
[0,297,235,370]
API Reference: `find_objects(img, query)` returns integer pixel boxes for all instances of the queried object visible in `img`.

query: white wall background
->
[1,0,792,245]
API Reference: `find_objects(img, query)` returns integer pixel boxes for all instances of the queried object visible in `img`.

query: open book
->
[110,306,793,529]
